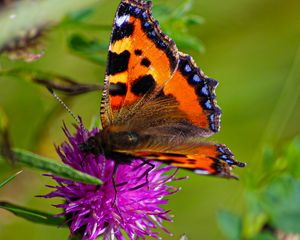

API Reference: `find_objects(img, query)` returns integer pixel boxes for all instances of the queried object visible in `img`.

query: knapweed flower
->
[44,123,183,240]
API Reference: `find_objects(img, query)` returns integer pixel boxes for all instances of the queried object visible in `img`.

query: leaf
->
[69,34,102,53]
[244,191,268,237]
[0,201,65,226]
[13,149,102,185]
[252,232,277,240]
[262,145,275,171]
[68,34,107,65]
[285,137,300,177]
[218,210,242,240]
[66,8,95,22]
[185,15,205,26]
[172,34,205,53]
[0,170,22,188]
[265,179,300,233]
[153,0,205,53]
[244,193,267,236]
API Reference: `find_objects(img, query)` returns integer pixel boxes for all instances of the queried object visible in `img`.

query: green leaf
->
[184,15,205,26]
[172,35,205,53]
[285,137,300,177]
[66,8,95,22]
[218,210,242,240]
[0,201,65,226]
[69,34,102,52]
[252,232,277,240]
[262,145,275,171]
[265,179,300,233]
[0,170,22,188]
[153,0,205,53]
[68,34,107,65]
[13,149,102,185]
[244,191,268,237]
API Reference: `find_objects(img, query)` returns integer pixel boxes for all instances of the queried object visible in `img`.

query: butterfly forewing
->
[101,0,179,128]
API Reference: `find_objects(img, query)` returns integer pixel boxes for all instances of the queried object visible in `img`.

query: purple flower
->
[44,123,184,240]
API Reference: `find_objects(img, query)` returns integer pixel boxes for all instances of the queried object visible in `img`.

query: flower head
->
[44,123,183,240]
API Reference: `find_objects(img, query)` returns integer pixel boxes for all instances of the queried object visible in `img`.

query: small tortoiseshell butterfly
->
[80,0,246,180]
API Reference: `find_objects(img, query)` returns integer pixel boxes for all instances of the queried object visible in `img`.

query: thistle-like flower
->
[44,123,183,240]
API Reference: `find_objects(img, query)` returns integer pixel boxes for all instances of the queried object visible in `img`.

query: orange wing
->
[160,53,222,137]
[124,144,245,178]
[101,0,179,128]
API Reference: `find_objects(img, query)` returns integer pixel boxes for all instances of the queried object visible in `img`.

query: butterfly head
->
[79,134,103,156]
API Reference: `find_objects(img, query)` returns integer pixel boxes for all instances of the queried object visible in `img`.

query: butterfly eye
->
[127,132,139,144]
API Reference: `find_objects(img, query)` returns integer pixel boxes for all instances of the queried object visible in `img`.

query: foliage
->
[218,137,300,239]
[0,201,65,226]
[153,0,205,53]
[14,149,102,185]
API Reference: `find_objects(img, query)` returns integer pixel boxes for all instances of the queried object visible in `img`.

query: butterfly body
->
[80,0,245,178]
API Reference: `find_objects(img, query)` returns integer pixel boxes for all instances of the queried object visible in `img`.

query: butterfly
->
[80,0,246,182]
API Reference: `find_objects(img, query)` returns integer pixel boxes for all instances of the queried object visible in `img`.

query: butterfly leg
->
[129,159,155,191]
[79,153,88,168]
[112,162,119,207]
[110,162,125,220]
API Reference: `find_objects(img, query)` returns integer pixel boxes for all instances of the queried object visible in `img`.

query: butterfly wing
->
[99,0,246,177]
[161,52,222,137]
[101,0,179,128]
[117,143,245,178]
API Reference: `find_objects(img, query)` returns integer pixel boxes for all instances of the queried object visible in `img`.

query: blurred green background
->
[0,0,300,239]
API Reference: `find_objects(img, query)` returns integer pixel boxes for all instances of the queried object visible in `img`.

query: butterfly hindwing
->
[121,144,245,178]
[101,0,179,128]
[161,53,222,137]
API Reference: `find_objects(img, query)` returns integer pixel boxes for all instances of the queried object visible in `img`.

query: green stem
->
[253,47,300,161]
[263,47,300,143]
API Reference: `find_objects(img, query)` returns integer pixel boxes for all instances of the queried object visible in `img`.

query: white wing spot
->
[194,169,209,175]
[116,14,130,27]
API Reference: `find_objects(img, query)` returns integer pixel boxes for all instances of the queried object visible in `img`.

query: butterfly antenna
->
[47,87,83,129]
